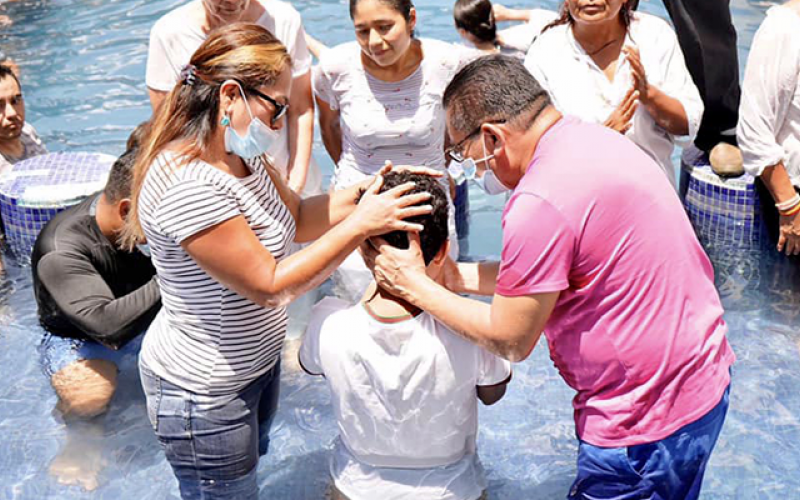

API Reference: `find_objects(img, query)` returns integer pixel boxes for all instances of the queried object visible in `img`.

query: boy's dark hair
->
[104,123,148,203]
[356,172,449,265]
[0,64,20,87]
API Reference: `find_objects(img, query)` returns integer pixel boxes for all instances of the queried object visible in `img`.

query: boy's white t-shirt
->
[300,297,512,500]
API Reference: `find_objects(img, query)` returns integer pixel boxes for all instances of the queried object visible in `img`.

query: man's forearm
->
[408,276,524,360]
[455,261,499,296]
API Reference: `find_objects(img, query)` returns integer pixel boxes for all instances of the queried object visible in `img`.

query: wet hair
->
[454,0,496,44]
[349,0,414,21]
[356,172,449,265]
[0,64,20,88]
[104,148,138,204]
[443,55,551,136]
[103,122,151,203]
[543,0,636,34]
[120,23,291,250]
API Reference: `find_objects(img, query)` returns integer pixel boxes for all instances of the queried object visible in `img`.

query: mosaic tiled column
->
[679,147,762,251]
[0,152,115,262]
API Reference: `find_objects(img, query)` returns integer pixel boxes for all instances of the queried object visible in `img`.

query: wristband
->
[781,203,800,217]
[775,193,800,211]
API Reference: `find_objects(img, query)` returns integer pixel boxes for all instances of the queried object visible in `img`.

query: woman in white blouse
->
[524,0,703,188]
[738,0,800,257]
[314,0,470,297]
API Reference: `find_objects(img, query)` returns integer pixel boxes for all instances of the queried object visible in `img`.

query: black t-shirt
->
[31,194,161,349]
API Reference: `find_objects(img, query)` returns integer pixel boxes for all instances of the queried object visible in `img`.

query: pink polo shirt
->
[497,116,735,447]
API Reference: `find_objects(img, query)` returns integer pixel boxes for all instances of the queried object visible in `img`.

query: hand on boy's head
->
[382,160,444,179]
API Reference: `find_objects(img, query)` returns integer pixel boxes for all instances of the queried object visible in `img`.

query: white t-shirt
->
[525,13,703,188]
[138,152,296,395]
[738,5,800,188]
[312,39,474,179]
[146,0,311,91]
[300,296,512,500]
[145,0,313,180]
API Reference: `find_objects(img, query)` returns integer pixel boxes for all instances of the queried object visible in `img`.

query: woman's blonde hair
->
[120,23,291,250]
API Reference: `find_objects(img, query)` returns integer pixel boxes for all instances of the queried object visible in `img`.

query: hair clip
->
[180,64,197,85]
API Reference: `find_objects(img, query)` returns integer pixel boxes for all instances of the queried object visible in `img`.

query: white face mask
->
[475,169,510,195]
[223,81,282,161]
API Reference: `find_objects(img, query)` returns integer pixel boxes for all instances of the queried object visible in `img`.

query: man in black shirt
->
[32,142,160,420]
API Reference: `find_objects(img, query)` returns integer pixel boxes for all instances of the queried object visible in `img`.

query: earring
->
[220,114,231,127]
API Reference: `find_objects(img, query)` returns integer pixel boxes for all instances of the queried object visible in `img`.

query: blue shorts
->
[39,333,143,378]
[569,385,730,500]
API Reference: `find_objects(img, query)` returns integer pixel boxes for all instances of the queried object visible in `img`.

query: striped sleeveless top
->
[138,152,295,395]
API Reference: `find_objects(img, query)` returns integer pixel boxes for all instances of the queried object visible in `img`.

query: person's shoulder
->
[629,12,675,39]
[318,41,361,73]
[257,0,302,20]
[151,2,200,39]
[34,197,98,258]
[526,22,567,58]
[759,5,800,40]
[308,296,356,334]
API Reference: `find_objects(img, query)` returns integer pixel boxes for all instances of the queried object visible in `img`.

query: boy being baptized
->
[300,172,512,500]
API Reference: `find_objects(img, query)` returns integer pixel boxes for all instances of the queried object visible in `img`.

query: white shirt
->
[313,39,473,178]
[738,5,800,188]
[138,153,295,395]
[146,0,311,90]
[525,13,703,188]
[300,297,511,500]
[497,8,559,56]
[145,0,312,179]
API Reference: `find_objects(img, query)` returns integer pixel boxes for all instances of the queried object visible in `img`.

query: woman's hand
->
[604,86,638,134]
[623,45,649,102]
[349,175,433,238]
[778,212,800,256]
[380,160,444,179]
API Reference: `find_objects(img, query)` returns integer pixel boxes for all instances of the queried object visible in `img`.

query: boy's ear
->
[432,240,450,265]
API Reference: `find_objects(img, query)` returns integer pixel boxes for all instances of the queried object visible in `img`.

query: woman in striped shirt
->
[122,24,433,500]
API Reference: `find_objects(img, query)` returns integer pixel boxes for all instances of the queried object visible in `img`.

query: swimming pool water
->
[1,0,799,498]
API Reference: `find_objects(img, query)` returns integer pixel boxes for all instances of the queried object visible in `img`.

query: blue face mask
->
[224,81,281,161]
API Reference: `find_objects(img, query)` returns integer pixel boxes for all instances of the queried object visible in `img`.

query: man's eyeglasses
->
[445,119,506,164]
[236,80,289,125]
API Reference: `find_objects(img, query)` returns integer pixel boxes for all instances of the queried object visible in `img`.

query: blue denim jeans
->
[568,385,730,500]
[139,360,281,500]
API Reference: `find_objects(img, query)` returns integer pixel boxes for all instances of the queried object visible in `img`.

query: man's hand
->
[604,86,638,134]
[777,211,800,256]
[361,232,429,303]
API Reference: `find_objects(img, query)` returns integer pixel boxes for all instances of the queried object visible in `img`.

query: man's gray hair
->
[443,55,551,134]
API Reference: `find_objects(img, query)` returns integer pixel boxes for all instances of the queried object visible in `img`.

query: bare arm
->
[182,181,432,308]
[148,88,167,113]
[317,95,342,164]
[624,46,689,136]
[492,4,532,22]
[761,162,800,255]
[366,234,559,361]
[287,72,315,193]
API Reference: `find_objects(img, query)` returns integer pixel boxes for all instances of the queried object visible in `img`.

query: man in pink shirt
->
[365,55,735,499]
